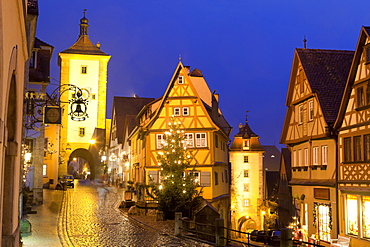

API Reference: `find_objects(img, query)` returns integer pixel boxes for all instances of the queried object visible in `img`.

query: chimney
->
[212,92,219,123]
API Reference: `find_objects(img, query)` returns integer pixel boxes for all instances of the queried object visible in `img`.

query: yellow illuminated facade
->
[128,62,232,222]
[229,122,265,232]
[57,13,110,176]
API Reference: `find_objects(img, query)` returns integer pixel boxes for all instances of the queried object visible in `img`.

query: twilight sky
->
[37,0,370,149]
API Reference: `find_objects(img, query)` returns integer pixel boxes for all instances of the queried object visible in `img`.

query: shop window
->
[346,194,358,236]
[313,203,332,242]
[362,196,370,238]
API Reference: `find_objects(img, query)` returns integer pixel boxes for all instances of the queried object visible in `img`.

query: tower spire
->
[303,36,307,49]
[79,9,89,37]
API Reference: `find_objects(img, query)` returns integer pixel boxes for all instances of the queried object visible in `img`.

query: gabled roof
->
[296,48,354,125]
[230,121,263,151]
[335,26,370,129]
[34,37,53,48]
[111,96,155,144]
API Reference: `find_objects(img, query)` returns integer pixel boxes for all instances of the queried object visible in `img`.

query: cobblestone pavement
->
[59,180,212,246]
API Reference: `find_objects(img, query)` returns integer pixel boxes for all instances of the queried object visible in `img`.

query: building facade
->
[57,12,111,179]
[128,62,232,222]
[334,26,370,247]
[229,121,265,232]
[281,48,354,242]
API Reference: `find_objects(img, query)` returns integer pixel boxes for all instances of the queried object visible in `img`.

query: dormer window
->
[178,76,184,84]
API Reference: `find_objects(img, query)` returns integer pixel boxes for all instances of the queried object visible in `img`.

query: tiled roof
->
[234,121,258,138]
[60,35,109,56]
[112,96,155,144]
[34,37,53,48]
[364,26,370,36]
[297,49,354,124]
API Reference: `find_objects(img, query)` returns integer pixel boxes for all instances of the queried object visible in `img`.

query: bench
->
[330,235,350,247]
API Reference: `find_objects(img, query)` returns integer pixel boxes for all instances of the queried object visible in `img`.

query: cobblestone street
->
[25,179,212,246]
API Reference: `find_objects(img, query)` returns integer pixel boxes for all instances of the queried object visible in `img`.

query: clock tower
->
[57,11,111,177]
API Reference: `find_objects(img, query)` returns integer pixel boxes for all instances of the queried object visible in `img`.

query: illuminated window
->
[156,134,165,149]
[244,156,249,163]
[182,107,189,116]
[313,147,319,166]
[81,66,87,74]
[195,133,207,147]
[346,194,358,236]
[243,183,249,192]
[189,171,200,184]
[362,196,370,238]
[244,140,250,148]
[243,199,250,207]
[173,107,180,116]
[354,136,362,162]
[43,164,47,176]
[178,76,184,84]
[148,171,159,184]
[184,133,194,148]
[308,100,314,121]
[243,170,249,178]
[322,146,328,165]
[79,127,85,137]
[315,203,331,241]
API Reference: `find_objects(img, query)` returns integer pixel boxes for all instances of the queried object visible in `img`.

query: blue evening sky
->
[37,1,370,149]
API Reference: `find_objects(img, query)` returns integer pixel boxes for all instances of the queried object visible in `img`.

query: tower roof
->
[60,10,109,56]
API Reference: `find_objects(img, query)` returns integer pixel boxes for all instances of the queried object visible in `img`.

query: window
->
[244,140,250,148]
[224,170,228,183]
[365,135,370,161]
[43,164,47,176]
[173,107,180,116]
[243,169,249,178]
[215,134,219,148]
[189,171,200,184]
[308,100,314,121]
[244,156,249,163]
[148,171,159,184]
[293,150,297,167]
[92,94,96,100]
[30,51,37,68]
[81,66,87,74]
[200,171,210,186]
[214,172,218,185]
[299,105,303,124]
[195,133,207,147]
[362,196,370,238]
[354,136,362,161]
[315,203,331,242]
[184,133,194,148]
[346,194,358,235]
[357,87,365,107]
[156,134,165,149]
[298,149,302,166]
[243,199,250,207]
[244,183,249,192]
[178,76,184,84]
[79,127,85,137]
[322,146,328,165]
[365,45,370,64]
[313,146,319,166]
[304,148,308,166]
[182,107,189,116]
[367,82,370,105]
[344,137,352,162]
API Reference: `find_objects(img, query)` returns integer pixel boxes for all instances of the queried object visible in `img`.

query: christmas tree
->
[154,119,200,219]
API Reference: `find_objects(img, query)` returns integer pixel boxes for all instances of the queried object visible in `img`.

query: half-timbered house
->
[128,62,232,222]
[334,26,370,246]
[281,48,354,242]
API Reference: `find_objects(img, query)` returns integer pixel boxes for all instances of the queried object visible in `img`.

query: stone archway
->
[238,216,257,236]
[68,148,95,179]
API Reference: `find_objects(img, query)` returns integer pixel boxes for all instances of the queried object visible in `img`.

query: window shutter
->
[200,171,210,187]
